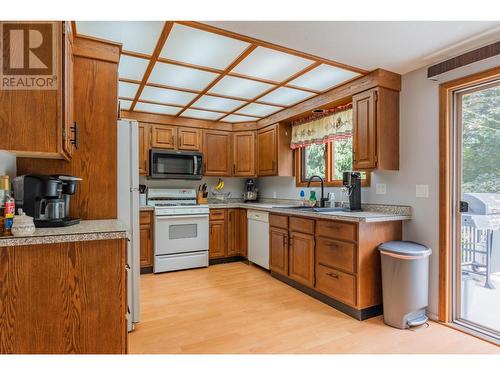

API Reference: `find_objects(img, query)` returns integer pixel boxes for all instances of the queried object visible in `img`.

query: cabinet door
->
[352,89,377,170]
[227,209,240,256]
[289,231,315,287]
[209,221,227,259]
[139,226,153,268]
[151,125,176,149]
[139,212,153,268]
[239,209,247,257]
[270,227,288,276]
[178,127,202,151]
[203,130,232,176]
[62,21,75,158]
[233,132,256,176]
[138,124,150,175]
[257,125,277,176]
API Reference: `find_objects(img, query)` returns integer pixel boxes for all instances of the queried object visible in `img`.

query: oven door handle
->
[155,214,209,220]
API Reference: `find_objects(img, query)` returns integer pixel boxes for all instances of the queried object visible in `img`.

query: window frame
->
[295,140,371,187]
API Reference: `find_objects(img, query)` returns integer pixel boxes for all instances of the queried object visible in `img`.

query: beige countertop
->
[208,202,411,223]
[0,219,128,247]
[141,202,411,223]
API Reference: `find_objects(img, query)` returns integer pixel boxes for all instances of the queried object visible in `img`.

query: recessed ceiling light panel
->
[161,24,250,69]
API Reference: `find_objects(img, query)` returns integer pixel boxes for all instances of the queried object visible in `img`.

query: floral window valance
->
[290,105,353,149]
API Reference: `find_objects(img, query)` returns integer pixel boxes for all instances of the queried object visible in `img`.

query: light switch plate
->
[376,183,387,195]
[416,184,429,198]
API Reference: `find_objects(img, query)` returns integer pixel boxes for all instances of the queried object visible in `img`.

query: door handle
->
[326,272,339,279]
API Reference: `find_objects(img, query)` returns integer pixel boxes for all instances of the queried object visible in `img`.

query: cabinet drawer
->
[269,214,288,230]
[315,264,356,306]
[210,209,226,221]
[140,211,152,225]
[289,216,314,234]
[316,220,357,242]
[316,237,356,274]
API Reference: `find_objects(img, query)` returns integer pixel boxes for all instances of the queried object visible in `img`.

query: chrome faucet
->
[306,175,328,208]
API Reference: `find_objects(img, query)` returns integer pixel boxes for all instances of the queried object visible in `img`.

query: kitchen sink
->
[273,205,345,213]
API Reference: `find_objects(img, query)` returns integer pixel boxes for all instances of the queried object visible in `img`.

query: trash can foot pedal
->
[407,315,428,328]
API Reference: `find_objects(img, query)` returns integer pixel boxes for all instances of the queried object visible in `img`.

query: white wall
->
[259,55,500,318]
[0,151,16,179]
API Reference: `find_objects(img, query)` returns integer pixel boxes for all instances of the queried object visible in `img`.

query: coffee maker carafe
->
[243,179,258,202]
[342,171,362,212]
[12,174,82,227]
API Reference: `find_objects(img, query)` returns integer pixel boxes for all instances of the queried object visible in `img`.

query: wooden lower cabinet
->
[209,208,247,260]
[288,231,315,288]
[227,208,240,256]
[269,213,402,317]
[140,211,153,270]
[269,227,288,276]
[209,220,227,259]
[0,238,127,354]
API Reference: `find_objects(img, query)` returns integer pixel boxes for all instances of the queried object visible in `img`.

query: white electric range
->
[148,188,209,273]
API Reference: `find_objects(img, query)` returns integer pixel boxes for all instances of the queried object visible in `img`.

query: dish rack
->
[211,191,231,203]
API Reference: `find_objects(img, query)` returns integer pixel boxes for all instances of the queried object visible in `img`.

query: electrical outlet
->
[376,183,386,195]
[416,184,429,198]
[272,191,277,199]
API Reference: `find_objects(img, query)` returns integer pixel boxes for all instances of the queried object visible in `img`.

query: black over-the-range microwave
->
[149,149,203,180]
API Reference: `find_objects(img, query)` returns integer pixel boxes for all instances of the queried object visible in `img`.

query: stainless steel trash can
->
[378,241,432,329]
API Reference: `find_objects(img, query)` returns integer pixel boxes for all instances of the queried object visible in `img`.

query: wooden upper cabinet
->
[288,231,315,288]
[0,21,73,159]
[257,125,277,175]
[178,127,202,151]
[138,124,150,176]
[233,132,256,177]
[257,123,293,176]
[203,130,232,176]
[151,125,176,149]
[62,21,75,159]
[352,87,399,171]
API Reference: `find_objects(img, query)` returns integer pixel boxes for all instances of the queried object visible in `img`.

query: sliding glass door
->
[452,78,500,341]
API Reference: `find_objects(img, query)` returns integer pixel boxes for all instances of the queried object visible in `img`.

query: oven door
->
[154,214,209,256]
[150,149,203,179]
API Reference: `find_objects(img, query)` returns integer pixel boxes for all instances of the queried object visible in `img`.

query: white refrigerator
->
[117,119,140,332]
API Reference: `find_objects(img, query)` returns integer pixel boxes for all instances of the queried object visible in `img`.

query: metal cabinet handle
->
[272,160,276,172]
[326,272,339,279]
[328,242,338,249]
[70,122,79,149]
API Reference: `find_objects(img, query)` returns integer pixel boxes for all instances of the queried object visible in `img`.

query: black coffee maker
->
[243,178,258,202]
[12,174,82,227]
[342,171,362,212]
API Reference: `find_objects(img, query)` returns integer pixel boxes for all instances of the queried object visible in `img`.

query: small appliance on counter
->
[243,178,258,202]
[12,174,82,227]
[341,171,362,211]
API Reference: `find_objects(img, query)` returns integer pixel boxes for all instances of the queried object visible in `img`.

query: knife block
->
[197,192,208,205]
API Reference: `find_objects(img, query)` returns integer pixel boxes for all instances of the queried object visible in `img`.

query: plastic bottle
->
[299,190,305,206]
[309,190,317,207]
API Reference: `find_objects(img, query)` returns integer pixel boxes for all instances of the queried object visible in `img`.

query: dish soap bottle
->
[309,190,317,207]
[299,190,306,206]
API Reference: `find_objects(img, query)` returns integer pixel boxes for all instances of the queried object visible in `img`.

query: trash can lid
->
[378,241,432,257]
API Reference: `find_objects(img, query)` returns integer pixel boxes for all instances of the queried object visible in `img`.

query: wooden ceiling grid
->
[75,21,369,123]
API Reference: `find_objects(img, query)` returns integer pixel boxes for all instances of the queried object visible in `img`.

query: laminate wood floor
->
[129,262,499,354]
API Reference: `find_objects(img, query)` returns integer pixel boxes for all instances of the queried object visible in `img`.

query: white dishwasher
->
[247,210,270,269]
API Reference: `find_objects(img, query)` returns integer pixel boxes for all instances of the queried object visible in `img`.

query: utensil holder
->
[197,192,208,205]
